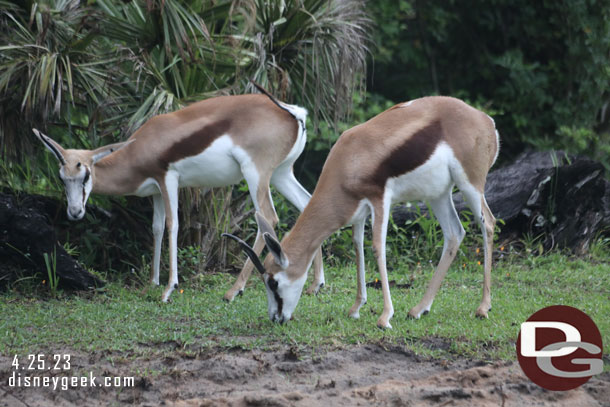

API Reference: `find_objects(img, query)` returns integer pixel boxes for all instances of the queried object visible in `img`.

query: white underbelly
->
[171,135,243,188]
[387,142,456,203]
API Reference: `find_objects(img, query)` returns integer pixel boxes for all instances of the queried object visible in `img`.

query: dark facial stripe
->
[159,119,232,170]
[267,277,283,319]
[369,120,443,188]
[82,168,90,185]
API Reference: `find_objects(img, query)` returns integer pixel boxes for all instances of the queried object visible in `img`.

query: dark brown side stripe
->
[159,119,232,170]
[369,120,444,188]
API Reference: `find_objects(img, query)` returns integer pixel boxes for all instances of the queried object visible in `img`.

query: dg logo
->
[517,305,604,391]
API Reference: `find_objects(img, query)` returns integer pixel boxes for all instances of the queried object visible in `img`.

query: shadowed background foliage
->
[1,0,608,279]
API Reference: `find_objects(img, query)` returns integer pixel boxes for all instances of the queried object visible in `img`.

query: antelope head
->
[33,129,132,220]
[224,213,308,324]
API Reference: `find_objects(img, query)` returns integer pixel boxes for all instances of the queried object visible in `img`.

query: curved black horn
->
[222,233,265,274]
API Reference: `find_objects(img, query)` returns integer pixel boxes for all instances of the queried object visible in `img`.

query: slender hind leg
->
[460,186,495,318]
[477,196,495,317]
[409,189,465,318]
[271,167,325,295]
[371,197,394,329]
[348,220,367,318]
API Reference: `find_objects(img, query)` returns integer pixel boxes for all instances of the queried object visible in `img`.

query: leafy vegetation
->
[367,0,610,168]
[0,0,370,272]
[1,250,608,362]
[0,0,369,158]
[0,0,608,367]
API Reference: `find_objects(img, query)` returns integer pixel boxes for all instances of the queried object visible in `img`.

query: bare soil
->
[1,344,608,406]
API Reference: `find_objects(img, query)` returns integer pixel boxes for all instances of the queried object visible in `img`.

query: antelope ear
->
[263,232,289,269]
[91,139,134,164]
[33,129,66,165]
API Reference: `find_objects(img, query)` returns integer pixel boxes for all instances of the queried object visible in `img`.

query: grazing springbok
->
[225,96,499,328]
[34,87,324,302]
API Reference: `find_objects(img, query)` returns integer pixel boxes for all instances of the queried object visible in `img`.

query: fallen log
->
[392,151,610,254]
[0,192,105,290]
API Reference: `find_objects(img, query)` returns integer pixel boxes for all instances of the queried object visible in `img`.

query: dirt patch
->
[1,344,608,406]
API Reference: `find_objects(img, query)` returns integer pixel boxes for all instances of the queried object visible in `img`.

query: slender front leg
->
[371,199,394,329]
[348,220,367,318]
[161,172,180,302]
[224,170,277,301]
[150,193,165,286]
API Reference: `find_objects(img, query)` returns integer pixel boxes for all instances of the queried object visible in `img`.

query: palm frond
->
[244,0,371,125]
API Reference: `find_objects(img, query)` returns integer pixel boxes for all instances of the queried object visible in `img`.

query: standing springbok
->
[225,96,499,328]
[34,87,324,302]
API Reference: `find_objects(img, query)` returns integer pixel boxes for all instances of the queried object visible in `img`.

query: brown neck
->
[281,184,357,278]
[92,148,149,196]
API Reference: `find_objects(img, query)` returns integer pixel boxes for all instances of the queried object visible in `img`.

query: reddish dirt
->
[1,344,608,406]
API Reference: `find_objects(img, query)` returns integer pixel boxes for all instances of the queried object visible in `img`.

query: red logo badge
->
[516,305,603,391]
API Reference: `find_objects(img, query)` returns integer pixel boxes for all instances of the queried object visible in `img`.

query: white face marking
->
[265,271,308,324]
[60,165,92,221]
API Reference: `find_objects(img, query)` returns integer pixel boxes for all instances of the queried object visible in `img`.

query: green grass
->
[1,252,608,365]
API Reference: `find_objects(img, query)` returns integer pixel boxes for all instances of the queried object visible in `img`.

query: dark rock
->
[392,151,610,253]
[0,192,104,290]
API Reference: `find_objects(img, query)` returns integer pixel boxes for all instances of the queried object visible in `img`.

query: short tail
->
[249,79,307,126]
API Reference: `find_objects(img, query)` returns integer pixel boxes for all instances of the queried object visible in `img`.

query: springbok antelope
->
[34,87,324,302]
[225,96,499,328]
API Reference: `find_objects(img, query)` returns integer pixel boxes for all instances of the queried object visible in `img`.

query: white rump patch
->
[493,129,501,165]
[279,103,308,125]
[486,114,500,166]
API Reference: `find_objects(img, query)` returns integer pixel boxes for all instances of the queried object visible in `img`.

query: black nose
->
[68,209,84,219]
